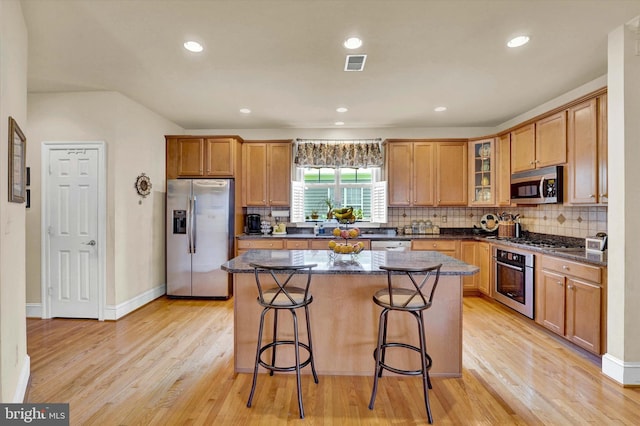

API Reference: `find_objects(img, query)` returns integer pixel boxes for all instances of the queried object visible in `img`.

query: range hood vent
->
[344,54,367,71]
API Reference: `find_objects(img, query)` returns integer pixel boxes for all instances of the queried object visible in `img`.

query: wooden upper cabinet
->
[436,142,467,206]
[166,136,240,179]
[387,141,433,206]
[243,141,292,207]
[567,99,598,204]
[566,96,608,205]
[496,133,512,206]
[468,138,495,206]
[511,111,567,173]
[535,111,567,168]
[388,140,465,207]
[510,124,535,173]
[598,94,608,204]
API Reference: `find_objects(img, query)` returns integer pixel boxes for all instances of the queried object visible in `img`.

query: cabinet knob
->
[562,265,569,270]
[530,161,534,165]
[590,194,596,198]
[567,285,574,290]
[433,243,437,248]
[600,193,607,198]
[535,160,540,164]
[557,281,563,286]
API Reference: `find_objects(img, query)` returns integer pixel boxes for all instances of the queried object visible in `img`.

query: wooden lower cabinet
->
[411,239,459,257]
[536,255,604,354]
[477,242,491,296]
[460,241,479,294]
[236,239,284,256]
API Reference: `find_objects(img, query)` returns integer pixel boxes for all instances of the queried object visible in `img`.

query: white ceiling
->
[21,0,640,130]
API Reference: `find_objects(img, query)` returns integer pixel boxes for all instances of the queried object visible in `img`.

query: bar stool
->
[368,264,442,424]
[247,262,319,419]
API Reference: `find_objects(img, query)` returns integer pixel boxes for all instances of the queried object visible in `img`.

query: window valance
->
[293,138,383,168]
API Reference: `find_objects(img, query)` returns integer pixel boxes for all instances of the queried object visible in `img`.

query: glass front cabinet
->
[469,138,495,205]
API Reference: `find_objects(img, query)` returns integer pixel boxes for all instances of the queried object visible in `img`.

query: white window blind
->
[290,181,305,223]
[371,181,387,223]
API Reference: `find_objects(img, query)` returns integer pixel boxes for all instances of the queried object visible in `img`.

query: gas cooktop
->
[496,236,584,249]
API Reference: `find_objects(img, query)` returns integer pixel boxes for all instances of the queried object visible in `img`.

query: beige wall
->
[26,92,182,311]
[0,0,28,402]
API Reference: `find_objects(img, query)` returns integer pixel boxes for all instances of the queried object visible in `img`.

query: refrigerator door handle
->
[186,196,193,254]
[191,195,197,253]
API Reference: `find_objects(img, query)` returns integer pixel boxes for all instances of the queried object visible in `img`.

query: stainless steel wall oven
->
[493,247,534,318]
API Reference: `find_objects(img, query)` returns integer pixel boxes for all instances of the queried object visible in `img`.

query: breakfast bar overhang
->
[222,250,478,377]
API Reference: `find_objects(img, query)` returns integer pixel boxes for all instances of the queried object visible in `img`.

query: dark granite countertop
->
[221,249,479,276]
[235,231,607,267]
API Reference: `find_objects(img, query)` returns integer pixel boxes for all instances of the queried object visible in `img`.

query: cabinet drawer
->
[411,239,458,252]
[541,256,601,284]
[285,239,310,249]
[237,239,284,250]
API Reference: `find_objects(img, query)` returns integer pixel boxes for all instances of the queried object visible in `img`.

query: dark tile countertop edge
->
[236,231,607,267]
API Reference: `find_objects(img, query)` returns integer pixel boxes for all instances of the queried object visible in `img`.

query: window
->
[291,167,387,223]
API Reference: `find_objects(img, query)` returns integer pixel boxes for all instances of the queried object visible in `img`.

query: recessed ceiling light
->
[343,37,363,49]
[334,121,345,126]
[239,108,251,114]
[434,106,447,112]
[183,40,204,52]
[336,107,348,113]
[507,35,530,48]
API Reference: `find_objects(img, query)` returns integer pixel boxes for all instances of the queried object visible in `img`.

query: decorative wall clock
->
[135,173,152,198]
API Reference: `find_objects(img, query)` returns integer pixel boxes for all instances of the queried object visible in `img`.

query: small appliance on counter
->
[585,232,607,252]
[246,213,261,234]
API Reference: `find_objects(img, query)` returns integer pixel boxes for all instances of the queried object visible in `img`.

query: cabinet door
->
[469,139,495,205]
[267,143,291,206]
[387,143,413,206]
[511,124,535,173]
[535,111,567,168]
[477,242,491,296]
[566,278,601,354]
[567,99,598,204]
[243,143,268,206]
[496,133,511,206]
[537,270,565,335]
[460,241,478,292]
[436,142,467,206]
[413,143,434,205]
[598,94,608,204]
[205,138,234,176]
[177,138,205,176]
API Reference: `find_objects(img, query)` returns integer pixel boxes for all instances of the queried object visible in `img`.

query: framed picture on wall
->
[8,116,26,203]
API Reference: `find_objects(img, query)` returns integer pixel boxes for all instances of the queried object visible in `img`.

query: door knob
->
[84,240,96,246]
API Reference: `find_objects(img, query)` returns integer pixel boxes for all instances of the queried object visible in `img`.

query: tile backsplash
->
[247,205,607,238]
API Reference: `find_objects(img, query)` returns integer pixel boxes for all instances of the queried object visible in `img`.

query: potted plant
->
[310,210,319,220]
[325,198,334,219]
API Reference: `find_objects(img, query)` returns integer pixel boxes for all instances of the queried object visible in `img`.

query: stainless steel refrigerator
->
[166,179,234,298]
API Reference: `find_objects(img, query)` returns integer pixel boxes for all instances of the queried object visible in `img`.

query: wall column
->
[603,17,640,385]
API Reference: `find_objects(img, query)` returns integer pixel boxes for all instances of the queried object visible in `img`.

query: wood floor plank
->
[26,296,640,425]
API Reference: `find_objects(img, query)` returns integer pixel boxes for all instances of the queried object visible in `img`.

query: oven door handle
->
[493,258,525,272]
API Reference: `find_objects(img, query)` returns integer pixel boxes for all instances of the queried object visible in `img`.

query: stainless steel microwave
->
[510,165,562,204]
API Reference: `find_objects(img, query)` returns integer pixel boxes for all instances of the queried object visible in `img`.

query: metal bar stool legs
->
[368,264,441,424]
[246,263,318,419]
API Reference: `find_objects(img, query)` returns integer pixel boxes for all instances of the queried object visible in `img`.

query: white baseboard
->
[26,285,166,320]
[13,354,30,403]
[26,303,42,318]
[602,353,640,385]
[104,284,166,320]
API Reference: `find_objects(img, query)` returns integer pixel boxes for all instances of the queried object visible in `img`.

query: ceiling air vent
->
[344,54,367,71]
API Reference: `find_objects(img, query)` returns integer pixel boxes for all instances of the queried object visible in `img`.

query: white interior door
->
[45,147,101,318]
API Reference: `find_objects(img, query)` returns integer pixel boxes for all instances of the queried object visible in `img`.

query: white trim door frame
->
[41,141,107,320]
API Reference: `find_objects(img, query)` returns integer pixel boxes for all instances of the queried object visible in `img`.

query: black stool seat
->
[368,264,442,424]
[246,262,319,419]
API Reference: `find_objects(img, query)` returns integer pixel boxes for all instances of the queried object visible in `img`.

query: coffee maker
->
[246,214,262,234]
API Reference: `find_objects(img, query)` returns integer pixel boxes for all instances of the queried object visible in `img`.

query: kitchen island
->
[222,249,478,377]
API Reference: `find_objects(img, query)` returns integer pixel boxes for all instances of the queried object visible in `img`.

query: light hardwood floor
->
[27,296,640,425]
